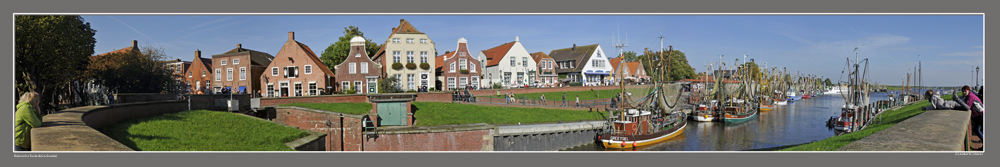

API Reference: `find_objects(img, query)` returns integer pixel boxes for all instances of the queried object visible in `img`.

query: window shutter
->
[283,67,288,78]
[294,67,300,77]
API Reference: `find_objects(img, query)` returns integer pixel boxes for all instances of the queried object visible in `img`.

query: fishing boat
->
[722,99,758,123]
[691,100,718,122]
[759,96,774,111]
[598,40,686,149]
[829,48,871,135]
[786,90,800,101]
[824,86,844,94]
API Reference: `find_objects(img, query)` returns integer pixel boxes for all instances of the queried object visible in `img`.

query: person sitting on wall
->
[14,91,42,151]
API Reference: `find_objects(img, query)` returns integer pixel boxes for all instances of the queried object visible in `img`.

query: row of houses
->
[103,19,651,97]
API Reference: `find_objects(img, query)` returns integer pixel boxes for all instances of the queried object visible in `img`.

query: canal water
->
[562,92,896,151]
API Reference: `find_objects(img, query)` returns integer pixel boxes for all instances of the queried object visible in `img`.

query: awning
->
[238,86,246,93]
[584,72,609,75]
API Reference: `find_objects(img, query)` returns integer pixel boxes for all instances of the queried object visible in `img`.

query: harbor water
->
[562,92,895,151]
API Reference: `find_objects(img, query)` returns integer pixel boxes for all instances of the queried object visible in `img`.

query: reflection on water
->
[562,92,893,151]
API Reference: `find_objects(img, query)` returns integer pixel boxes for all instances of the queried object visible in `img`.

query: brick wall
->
[362,129,493,151]
[185,50,213,92]
[260,94,369,106]
[259,85,649,106]
[272,107,366,151]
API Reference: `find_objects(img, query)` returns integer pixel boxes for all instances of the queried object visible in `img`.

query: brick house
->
[261,32,336,97]
[531,52,557,87]
[163,59,191,92]
[185,50,213,93]
[609,58,651,85]
[333,36,382,94]
[371,19,436,92]
[434,38,481,90]
[210,44,273,96]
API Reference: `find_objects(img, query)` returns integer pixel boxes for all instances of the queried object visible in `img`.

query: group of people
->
[923,85,984,143]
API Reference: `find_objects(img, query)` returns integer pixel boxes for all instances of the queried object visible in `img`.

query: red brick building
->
[261,32,336,97]
[333,36,383,94]
[435,37,481,90]
[531,52,557,87]
[185,50,213,93]
[163,59,191,92]
[210,44,273,96]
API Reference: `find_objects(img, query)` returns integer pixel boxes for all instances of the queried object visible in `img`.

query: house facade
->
[477,36,536,88]
[547,44,612,86]
[333,36,383,94]
[210,43,274,95]
[260,32,336,97]
[163,59,191,92]
[185,50,213,93]
[435,38,481,90]
[372,19,436,91]
[530,52,557,87]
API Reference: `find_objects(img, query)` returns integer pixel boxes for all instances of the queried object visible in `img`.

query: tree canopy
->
[640,48,696,81]
[320,26,381,73]
[15,15,96,113]
[619,51,639,62]
[86,44,175,94]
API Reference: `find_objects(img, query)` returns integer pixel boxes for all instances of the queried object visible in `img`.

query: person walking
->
[15,92,42,151]
[562,93,567,107]
[576,95,580,107]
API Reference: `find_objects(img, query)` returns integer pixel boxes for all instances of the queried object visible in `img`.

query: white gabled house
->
[477,36,537,88]
[547,44,613,86]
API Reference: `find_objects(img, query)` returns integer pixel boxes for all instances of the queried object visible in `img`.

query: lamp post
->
[502,69,507,108]
[976,66,979,88]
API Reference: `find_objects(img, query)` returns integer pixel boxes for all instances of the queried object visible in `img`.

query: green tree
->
[320,26,381,73]
[640,48,696,81]
[378,76,402,93]
[343,82,357,94]
[825,78,834,86]
[15,15,96,114]
[87,44,175,94]
[620,51,639,62]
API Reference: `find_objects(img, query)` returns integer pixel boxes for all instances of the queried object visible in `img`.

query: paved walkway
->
[838,109,970,151]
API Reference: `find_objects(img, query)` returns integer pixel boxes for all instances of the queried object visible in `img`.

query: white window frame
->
[522,57,528,67]
[447,77,456,89]
[227,68,233,81]
[420,51,428,63]
[394,74,402,89]
[349,63,357,74]
[459,77,468,88]
[342,81,350,92]
[392,38,400,43]
[215,69,222,81]
[202,70,206,76]
[459,59,467,70]
[294,82,302,96]
[472,76,479,87]
[233,58,239,65]
[188,71,192,77]
[470,63,476,72]
[286,66,298,78]
[304,65,312,74]
[360,62,368,74]
[406,51,414,63]
[393,51,401,63]
[221,59,227,65]
[407,74,415,91]
[239,67,246,80]
[354,81,363,93]
[308,81,317,96]
[420,39,428,44]
[355,53,361,58]
[272,67,278,76]
[510,58,515,67]
[450,62,456,72]
[406,38,414,43]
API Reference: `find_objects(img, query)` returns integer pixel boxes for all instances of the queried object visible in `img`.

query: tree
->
[320,26,381,73]
[640,48,696,81]
[378,76,402,93]
[825,78,834,86]
[620,51,639,62]
[16,15,96,114]
[87,44,175,94]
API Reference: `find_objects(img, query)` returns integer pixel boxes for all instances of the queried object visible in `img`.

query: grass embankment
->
[412,102,607,127]
[100,110,310,151]
[479,89,649,101]
[279,102,372,115]
[779,94,953,151]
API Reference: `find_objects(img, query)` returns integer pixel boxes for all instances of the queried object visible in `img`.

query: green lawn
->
[100,110,310,151]
[779,94,953,151]
[279,102,372,115]
[479,89,650,101]
[412,102,607,127]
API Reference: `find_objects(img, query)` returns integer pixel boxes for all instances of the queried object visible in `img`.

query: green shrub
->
[460,69,469,74]
[392,62,403,70]
[406,63,417,70]
[569,82,583,87]
[420,63,430,70]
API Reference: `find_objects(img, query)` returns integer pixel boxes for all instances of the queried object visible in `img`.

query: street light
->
[976,66,980,88]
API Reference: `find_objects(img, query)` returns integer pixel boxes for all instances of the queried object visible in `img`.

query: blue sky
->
[80,15,983,87]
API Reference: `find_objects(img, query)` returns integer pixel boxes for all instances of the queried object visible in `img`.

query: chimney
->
[195,49,201,58]
[132,40,138,48]
[400,19,406,23]
[288,31,295,40]
[515,36,519,42]
[392,27,397,32]
[572,44,576,51]
[445,51,451,54]
[237,43,242,49]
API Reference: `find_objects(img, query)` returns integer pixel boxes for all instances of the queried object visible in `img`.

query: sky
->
[80,15,983,87]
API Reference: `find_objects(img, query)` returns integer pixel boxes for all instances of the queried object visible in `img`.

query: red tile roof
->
[481,41,516,67]
[626,62,648,78]
[609,57,623,73]
[530,52,552,64]
[296,41,335,77]
[435,51,452,70]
